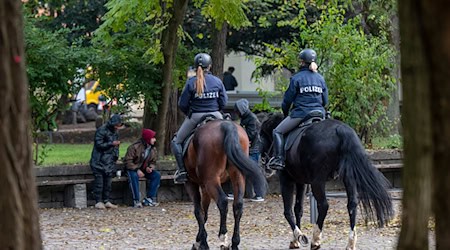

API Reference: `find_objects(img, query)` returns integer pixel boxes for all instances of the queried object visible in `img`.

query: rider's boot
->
[171,139,188,184]
[268,131,285,170]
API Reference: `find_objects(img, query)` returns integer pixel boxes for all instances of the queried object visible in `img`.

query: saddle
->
[181,114,230,155]
[284,110,325,151]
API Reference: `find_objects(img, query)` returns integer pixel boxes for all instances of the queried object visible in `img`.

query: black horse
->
[260,112,394,250]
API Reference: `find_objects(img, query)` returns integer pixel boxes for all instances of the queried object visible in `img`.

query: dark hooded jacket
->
[235,99,261,154]
[90,114,122,174]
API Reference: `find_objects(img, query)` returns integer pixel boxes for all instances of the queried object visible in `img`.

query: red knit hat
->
[142,129,156,144]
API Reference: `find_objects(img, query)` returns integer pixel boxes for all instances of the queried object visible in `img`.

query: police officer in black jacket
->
[90,114,123,209]
[268,49,329,170]
[172,53,228,183]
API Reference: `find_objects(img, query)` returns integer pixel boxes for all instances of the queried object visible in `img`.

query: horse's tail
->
[336,125,394,227]
[221,121,267,197]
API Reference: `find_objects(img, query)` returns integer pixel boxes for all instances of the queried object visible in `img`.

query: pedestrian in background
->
[234,99,265,202]
[223,66,238,91]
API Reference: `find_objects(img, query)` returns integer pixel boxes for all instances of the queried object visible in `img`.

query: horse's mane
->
[260,112,284,138]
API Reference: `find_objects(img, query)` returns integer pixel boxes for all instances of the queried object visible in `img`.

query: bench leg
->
[64,184,87,208]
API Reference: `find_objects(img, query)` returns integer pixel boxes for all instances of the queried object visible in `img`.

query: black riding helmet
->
[299,49,317,63]
[194,53,212,69]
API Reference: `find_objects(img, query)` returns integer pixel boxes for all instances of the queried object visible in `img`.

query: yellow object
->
[85,80,105,109]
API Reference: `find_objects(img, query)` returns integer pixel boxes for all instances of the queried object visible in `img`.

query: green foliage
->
[197,0,250,29]
[25,15,92,133]
[94,0,166,65]
[34,141,54,166]
[91,22,163,115]
[252,3,397,143]
[252,87,280,113]
[371,134,403,149]
[37,0,108,46]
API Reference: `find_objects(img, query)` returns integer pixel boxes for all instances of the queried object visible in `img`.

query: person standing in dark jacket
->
[268,49,329,170]
[234,99,265,202]
[90,114,123,209]
[172,53,228,184]
[223,66,238,91]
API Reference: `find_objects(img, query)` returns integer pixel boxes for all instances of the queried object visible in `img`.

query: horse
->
[259,112,394,250]
[183,119,267,250]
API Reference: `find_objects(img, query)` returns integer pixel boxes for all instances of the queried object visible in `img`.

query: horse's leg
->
[230,172,245,250]
[200,189,211,224]
[203,181,230,250]
[279,171,306,249]
[343,178,358,250]
[294,183,308,246]
[185,181,209,250]
[310,183,329,250]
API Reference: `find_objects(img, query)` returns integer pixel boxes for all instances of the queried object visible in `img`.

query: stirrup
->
[174,170,188,184]
[268,157,285,170]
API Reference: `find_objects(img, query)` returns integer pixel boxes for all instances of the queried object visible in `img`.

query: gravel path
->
[40,195,432,250]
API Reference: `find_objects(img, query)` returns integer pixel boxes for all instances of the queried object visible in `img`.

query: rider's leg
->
[171,139,187,183]
[172,111,224,183]
[172,117,197,183]
[269,116,303,170]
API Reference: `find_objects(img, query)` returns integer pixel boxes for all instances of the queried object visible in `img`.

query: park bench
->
[35,162,179,209]
[35,150,402,209]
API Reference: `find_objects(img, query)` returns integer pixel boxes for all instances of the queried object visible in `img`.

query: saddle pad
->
[182,133,194,156]
[284,125,309,151]
[181,115,219,156]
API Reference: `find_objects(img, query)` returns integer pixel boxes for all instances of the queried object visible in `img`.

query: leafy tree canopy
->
[253,3,396,143]
[24,15,92,132]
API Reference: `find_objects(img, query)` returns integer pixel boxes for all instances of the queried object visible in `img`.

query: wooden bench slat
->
[37,175,174,186]
[375,163,403,169]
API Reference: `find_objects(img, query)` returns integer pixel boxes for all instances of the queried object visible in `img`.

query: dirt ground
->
[39,195,434,250]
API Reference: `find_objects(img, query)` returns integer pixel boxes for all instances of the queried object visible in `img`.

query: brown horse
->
[183,119,267,250]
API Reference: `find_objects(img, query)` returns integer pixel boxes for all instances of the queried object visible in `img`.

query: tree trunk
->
[386,12,401,135]
[397,0,450,248]
[143,0,189,155]
[211,21,228,79]
[422,3,450,249]
[0,0,42,248]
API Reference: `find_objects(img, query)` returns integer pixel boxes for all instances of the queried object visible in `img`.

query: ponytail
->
[195,66,205,95]
[309,62,318,72]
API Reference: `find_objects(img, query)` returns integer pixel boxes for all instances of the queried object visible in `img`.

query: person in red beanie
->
[123,128,161,207]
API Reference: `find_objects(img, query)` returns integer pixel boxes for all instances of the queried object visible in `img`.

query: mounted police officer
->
[268,48,329,170]
[172,53,228,183]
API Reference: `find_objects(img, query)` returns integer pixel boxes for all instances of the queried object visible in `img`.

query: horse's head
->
[259,112,284,177]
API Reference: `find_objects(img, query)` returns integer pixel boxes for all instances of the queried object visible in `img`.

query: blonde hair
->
[195,66,205,95]
[309,62,318,72]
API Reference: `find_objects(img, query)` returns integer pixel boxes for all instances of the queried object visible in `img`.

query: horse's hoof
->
[289,241,300,249]
[220,243,230,250]
[299,235,308,247]
[311,244,321,250]
[191,242,207,250]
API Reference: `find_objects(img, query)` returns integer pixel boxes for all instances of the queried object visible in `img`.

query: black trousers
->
[92,167,113,203]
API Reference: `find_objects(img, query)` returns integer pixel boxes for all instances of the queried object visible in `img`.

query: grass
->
[34,134,403,166]
[370,134,403,150]
[34,143,131,166]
